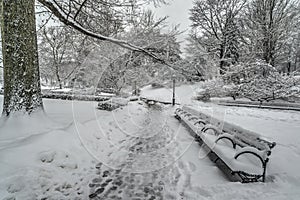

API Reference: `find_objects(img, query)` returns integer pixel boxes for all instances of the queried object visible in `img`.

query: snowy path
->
[80,103,220,199]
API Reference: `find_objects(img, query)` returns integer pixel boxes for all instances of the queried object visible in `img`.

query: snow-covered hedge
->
[42,92,110,101]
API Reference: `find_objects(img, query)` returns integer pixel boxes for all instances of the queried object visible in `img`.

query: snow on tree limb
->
[37,0,168,65]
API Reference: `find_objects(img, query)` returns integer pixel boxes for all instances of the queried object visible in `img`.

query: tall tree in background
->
[1,0,43,116]
[38,25,92,89]
[244,0,299,66]
[222,14,240,67]
[277,10,300,73]
[40,26,73,89]
[189,0,246,74]
[184,32,219,80]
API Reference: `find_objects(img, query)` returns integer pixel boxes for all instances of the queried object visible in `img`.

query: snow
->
[47,88,72,93]
[140,84,198,104]
[0,97,96,199]
[98,92,116,97]
[41,85,58,90]
[1,81,300,199]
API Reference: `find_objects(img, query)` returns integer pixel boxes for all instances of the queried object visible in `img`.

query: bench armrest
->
[234,146,270,166]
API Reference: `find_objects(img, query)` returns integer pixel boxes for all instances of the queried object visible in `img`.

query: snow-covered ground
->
[0,83,300,199]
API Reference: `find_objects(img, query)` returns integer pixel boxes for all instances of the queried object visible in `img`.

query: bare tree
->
[276,2,300,73]
[39,25,96,89]
[190,0,247,74]
[244,0,299,66]
[184,33,219,80]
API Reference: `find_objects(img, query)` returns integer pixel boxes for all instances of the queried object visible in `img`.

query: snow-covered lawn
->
[0,84,300,200]
[0,97,98,199]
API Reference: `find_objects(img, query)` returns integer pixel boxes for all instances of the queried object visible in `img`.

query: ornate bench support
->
[183,113,192,117]
[215,135,237,149]
[188,116,199,121]
[194,120,206,126]
[201,125,223,136]
[234,150,269,182]
[175,108,182,113]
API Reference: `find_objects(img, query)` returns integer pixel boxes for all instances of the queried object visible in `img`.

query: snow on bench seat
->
[199,132,263,175]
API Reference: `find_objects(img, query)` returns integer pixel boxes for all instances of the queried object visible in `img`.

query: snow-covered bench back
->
[182,106,276,151]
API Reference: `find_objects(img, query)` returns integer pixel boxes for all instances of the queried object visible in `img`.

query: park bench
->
[175,106,276,183]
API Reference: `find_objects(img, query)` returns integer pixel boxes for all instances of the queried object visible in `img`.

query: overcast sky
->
[152,0,194,52]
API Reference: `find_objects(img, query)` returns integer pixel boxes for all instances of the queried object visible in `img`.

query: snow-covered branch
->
[37,0,167,65]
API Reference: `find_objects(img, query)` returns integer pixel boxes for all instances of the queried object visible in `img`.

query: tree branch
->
[74,0,89,20]
[38,0,166,65]
[37,13,54,32]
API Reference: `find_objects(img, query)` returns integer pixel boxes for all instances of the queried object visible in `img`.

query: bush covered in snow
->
[194,60,300,102]
[224,60,300,102]
[97,97,129,111]
[151,82,165,89]
[194,79,238,101]
[237,72,300,102]
[193,89,211,102]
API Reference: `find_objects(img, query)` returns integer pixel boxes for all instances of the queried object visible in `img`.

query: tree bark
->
[1,0,43,116]
[219,44,226,75]
[55,64,62,89]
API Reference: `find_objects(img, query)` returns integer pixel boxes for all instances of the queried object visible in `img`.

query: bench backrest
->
[183,106,275,151]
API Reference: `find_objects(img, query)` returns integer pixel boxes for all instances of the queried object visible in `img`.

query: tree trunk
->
[55,64,62,89]
[287,62,291,75]
[219,44,226,75]
[1,0,43,116]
